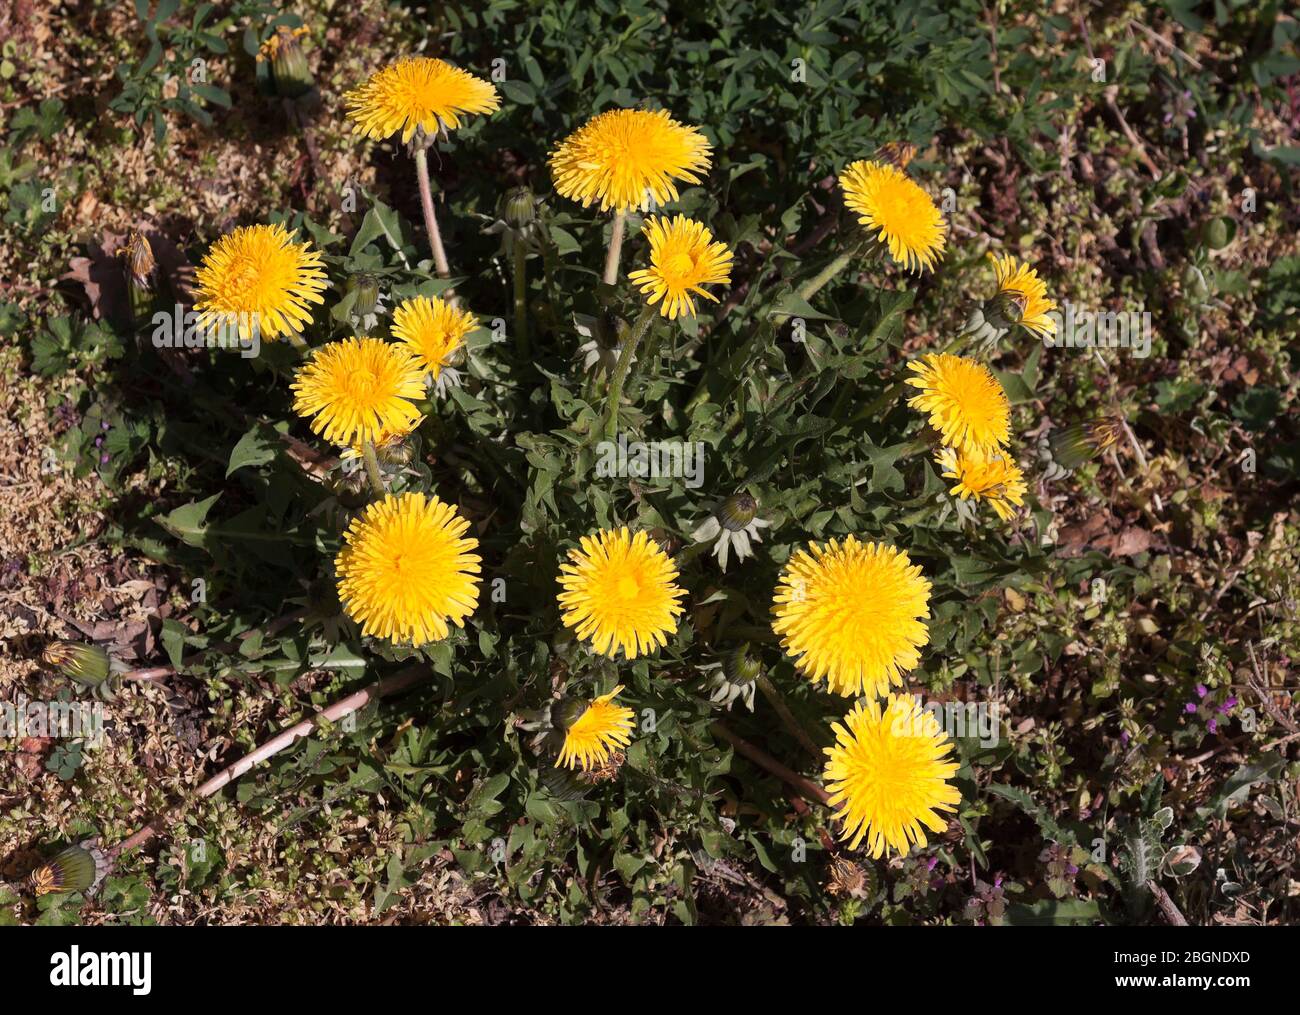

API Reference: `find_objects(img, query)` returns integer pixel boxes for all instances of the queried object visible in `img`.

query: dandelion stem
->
[603,210,626,285]
[603,304,657,440]
[361,441,386,497]
[709,721,830,807]
[513,236,528,357]
[107,666,431,863]
[754,671,822,760]
[413,147,452,283]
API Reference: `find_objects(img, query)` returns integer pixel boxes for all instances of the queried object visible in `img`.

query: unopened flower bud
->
[346,272,381,321]
[723,643,761,685]
[29,842,109,897]
[1201,216,1235,251]
[42,641,111,689]
[258,26,313,100]
[717,492,758,532]
[1047,415,1125,472]
[120,230,157,324]
[984,289,1026,329]
[502,187,537,229]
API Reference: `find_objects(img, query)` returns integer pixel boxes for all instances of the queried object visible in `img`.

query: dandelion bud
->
[377,441,414,467]
[704,644,759,711]
[872,141,917,169]
[984,288,1026,329]
[346,272,381,321]
[722,643,762,686]
[332,469,370,510]
[120,230,157,323]
[42,641,111,690]
[717,492,758,532]
[502,187,537,230]
[29,842,109,897]
[258,26,313,100]
[1201,216,1235,251]
[1047,416,1124,472]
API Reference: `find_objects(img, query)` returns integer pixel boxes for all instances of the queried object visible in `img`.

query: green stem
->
[361,441,386,498]
[603,305,658,441]
[513,237,528,357]
[603,210,626,285]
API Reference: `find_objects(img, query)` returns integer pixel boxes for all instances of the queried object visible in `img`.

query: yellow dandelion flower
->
[556,686,636,772]
[549,108,712,213]
[193,223,328,341]
[344,56,500,143]
[906,353,1011,456]
[557,527,686,659]
[291,337,426,448]
[937,446,1027,521]
[335,492,481,645]
[824,693,960,858]
[990,253,1057,337]
[391,295,476,379]
[627,215,733,320]
[838,159,947,272]
[772,536,931,698]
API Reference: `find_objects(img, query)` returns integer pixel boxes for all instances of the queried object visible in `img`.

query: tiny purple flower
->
[1195,684,1207,698]
[1207,718,1218,734]
[1184,702,1197,713]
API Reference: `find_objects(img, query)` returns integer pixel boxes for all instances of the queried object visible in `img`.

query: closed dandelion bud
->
[377,439,414,467]
[723,643,761,685]
[1201,216,1235,251]
[29,842,109,897]
[42,641,111,690]
[346,272,381,321]
[332,467,370,509]
[872,141,917,170]
[704,644,759,711]
[502,187,537,229]
[717,492,757,532]
[259,26,313,100]
[121,230,157,323]
[984,288,1026,329]
[1048,416,1124,472]
[1046,424,1094,472]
